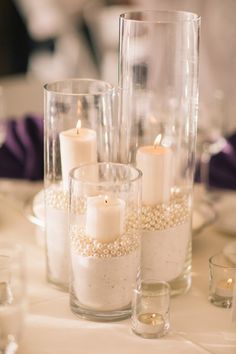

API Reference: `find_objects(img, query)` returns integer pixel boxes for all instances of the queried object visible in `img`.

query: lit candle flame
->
[76,120,81,135]
[227,278,233,286]
[104,196,108,204]
[154,134,162,148]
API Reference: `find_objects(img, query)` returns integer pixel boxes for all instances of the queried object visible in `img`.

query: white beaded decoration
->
[141,194,190,231]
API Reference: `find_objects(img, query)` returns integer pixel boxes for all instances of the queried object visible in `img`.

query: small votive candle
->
[215,278,234,298]
[131,280,170,339]
[209,253,236,308]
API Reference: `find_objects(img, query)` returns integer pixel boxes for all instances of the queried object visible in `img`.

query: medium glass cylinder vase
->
[119,11,200,295]
[69,162,142,321]
[44,79,115,290]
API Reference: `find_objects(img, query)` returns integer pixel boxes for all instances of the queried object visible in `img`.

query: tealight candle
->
[136,313,165,335]
[215,278,234,298]
[59,120,97,190]
[136,134,172,205]
[85,195,125,243]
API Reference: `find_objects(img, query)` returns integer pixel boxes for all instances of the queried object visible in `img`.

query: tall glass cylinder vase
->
[119,11,200,295]
[44,79,115,291]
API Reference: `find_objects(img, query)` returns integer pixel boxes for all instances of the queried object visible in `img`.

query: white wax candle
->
[215,278,234,297]
[136,137,172,205]
[59,121,97,190]
[85,195,125,243]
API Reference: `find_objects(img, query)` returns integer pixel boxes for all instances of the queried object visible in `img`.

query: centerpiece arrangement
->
[43,10,200,318]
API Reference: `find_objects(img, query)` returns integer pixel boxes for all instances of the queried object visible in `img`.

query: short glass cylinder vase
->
[131,280,170,339]
[209,253,236,308]
[44,79,115,291]
[119,11,200,295]
[69,162,142,321]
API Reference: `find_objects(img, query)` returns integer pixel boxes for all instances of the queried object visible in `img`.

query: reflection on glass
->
[197,90,226,196]
[0,242,26,353]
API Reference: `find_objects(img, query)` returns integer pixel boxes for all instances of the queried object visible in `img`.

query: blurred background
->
[0,0,234,128]
[0,0,236,185]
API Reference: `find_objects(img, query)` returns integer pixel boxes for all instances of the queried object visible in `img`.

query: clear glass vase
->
[118,11,200,295]
[69,162,142,321]
[44,79,115,291]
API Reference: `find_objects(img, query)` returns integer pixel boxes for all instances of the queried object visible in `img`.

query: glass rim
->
[120,10,201,24]
[209,252,236,270]
[44,78,114,96]
[133,280,170,296]
[69,162,142,186]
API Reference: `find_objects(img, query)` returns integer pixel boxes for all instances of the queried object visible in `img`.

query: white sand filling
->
[141,220,190,281]
[71,249,140,311]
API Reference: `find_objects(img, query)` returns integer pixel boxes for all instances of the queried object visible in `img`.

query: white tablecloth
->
[1,180,235,354]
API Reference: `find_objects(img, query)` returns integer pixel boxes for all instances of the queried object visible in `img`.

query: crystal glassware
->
[118,11,200,295]
[0,241,26,353]
[69,162,142,321]
[44,79,115,291]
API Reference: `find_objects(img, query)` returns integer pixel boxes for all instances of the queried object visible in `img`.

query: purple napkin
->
[195,133,236,190]
[0,116,43,180]
[208,133,236,190]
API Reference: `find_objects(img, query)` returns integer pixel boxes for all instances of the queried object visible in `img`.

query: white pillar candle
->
[59,120,97,190]
[136,135,172,205]
[215,278,234,297]
[85,195,125,243]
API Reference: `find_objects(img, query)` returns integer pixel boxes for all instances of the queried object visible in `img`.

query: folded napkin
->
[1,116,236,187]
[0,116,43,180]
[209,133,236,190]
[195,132,236,190]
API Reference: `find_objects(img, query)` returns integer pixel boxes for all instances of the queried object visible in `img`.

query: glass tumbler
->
[118,11,201,295]
[69,162,142,321]
[44,79,115,291]
[0,242,26,353]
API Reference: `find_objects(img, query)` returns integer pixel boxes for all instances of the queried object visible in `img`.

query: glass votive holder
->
[131,280,170,339]
[209,252,236,308]
[69,162,142,321]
